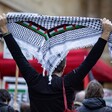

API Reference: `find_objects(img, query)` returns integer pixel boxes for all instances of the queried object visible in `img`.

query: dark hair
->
[0,89,11,103]
[53,58,66,73]
[85,80,104,99]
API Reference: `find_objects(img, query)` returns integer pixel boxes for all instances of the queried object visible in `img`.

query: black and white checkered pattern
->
[7,12,102,30]
[1,12,111,83]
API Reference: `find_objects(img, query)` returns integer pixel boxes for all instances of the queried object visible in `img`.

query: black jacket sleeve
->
[64,38,107,88]
[3,33,39,85]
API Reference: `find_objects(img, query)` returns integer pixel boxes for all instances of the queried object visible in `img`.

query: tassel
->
[42,68,46,76]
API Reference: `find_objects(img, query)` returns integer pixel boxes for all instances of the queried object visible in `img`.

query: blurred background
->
[0,0,112,63]
[0,0,112,18]
[0,0,112,110]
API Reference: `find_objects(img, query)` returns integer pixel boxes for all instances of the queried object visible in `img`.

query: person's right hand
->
[101,18,112,40]
[102,18,112,33]
[0,13,8,34]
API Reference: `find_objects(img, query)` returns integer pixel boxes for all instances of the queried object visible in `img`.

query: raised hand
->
[0,13,8,34]
[101,18,112,40]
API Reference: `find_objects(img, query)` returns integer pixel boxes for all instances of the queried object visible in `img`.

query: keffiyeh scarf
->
[1,12,112,83]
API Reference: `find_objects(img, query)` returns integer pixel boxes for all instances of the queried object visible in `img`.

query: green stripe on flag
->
[76,25,82,29]
[17,22,48,40]
[50,25,84,37]
[8,89,26,93]
[50,27,74,37]
[66,27,74,31]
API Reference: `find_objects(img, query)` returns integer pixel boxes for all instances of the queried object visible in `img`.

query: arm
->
[64,18,112,88]
[0,14,39,85]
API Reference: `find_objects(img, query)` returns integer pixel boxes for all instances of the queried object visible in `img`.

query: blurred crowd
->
[0,80,112,112]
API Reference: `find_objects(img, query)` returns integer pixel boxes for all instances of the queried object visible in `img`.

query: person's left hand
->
[0,13,8,34]
[0,14,7,27]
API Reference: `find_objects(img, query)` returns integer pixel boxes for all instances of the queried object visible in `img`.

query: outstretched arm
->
[0,14,39,85]
[64,18,112,88]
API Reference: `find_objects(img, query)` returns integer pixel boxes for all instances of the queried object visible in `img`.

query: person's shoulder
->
[0,105,14,112]
[8,106,15,112]
[76,105,87,112]
[103,106,112,112]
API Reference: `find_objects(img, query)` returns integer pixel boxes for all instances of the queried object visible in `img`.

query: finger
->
[3,13,6,18]
[3,13,7,21]
[105,20,111,24]
[101,18,106,23]
[102,19,111,25]
[0,15,3,19]
[100,19,102,22]
[103,18,106,20]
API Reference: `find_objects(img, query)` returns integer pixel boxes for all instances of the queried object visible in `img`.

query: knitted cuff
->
[3,32,11,37]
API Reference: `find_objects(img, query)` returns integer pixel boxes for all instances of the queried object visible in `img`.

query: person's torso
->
[28,75,75,112]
